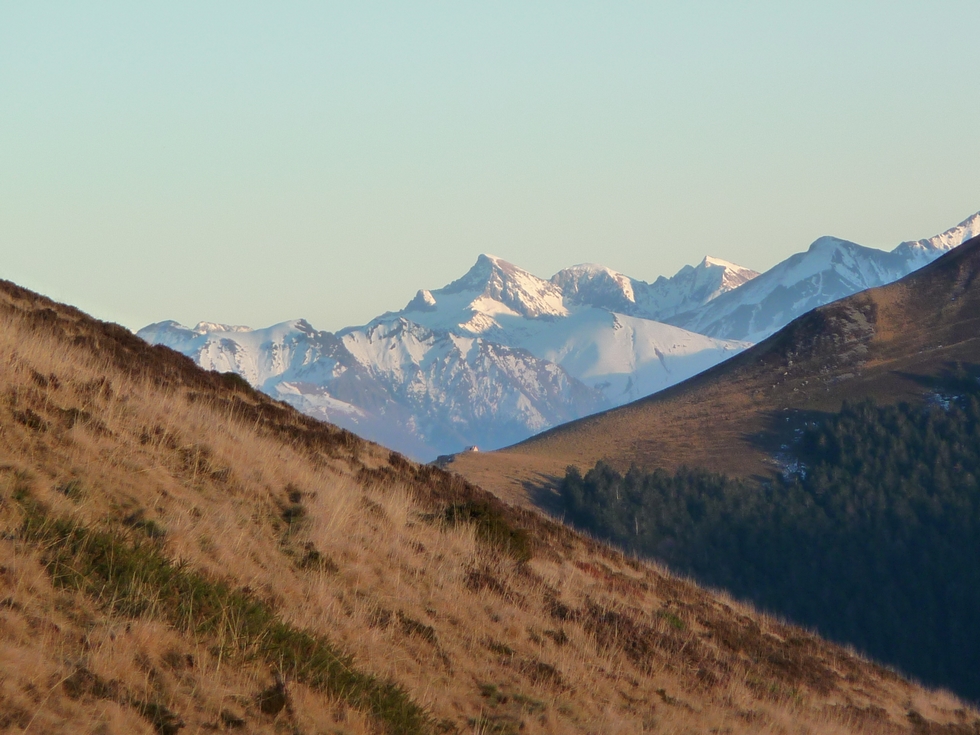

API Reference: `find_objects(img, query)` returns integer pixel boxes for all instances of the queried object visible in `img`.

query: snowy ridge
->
[893,212,980,271]
[551,257,759,321]
[139,209,980,460]
[440,254,567,321]
[668,211,980,342]
[140,252,751,459]
[369,254,748,406]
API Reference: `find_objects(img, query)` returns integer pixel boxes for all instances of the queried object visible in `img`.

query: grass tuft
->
[444,501,532,563]
[215,370,253,394]
[18,499,431,735]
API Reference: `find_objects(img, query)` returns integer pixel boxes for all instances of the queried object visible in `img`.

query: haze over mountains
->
[140,211,980,459]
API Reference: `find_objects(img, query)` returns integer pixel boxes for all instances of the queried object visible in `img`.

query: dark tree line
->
[558,366,980,701]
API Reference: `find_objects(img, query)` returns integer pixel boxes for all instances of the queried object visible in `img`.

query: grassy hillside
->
[0,279,977,734]
[448,234,980,506]
[555,368,980,699]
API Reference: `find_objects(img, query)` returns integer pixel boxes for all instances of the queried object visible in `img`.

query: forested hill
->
[558,364,980,702]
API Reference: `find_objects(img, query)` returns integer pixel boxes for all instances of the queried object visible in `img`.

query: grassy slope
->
[0,280,976,734]
[450,234,980,506]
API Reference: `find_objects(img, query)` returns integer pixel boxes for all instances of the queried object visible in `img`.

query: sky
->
[2,2,979,333]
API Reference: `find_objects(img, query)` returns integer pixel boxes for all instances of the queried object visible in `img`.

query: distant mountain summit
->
[448,221,980,506]
[140,209,980,460]
[668,211,980,342]
[141,253,750,459]
[552,256,759,320]
[436,253,568,320]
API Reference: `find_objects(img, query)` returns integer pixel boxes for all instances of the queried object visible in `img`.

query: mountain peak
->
[193,321,253,334]
[441,254,567,319]
[404,289,438,312]
[478,252,506,266]
[806,236,850,253]
[896,210,980,259]
[699,255,752,272]
[442,254,515,293]
[551,263,636,311]
[556,262,622,277]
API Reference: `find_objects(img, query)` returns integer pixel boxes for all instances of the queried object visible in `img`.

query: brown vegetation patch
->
[701,615,838,695]
[62,666,121,701]
[465,566,524,606]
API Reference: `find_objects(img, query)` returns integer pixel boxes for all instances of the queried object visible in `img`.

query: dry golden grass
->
[0,280,977,734]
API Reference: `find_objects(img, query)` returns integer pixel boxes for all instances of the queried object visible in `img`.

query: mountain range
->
[140,210,980,459]
[138,256,752,458]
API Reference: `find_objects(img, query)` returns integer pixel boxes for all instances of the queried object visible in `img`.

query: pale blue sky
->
[2,3,978,332]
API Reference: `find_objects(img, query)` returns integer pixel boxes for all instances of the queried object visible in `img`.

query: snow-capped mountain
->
[139,209,980,460]
[376,255,749,406]
[668,211,980,343]
[893,212,980,271]
[139,316,605,459]
[140,254,749,459]
[552,257,759,321]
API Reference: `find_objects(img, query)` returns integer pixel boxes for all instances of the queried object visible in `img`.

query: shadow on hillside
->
[895,361,980,395]
[523,472,567,518]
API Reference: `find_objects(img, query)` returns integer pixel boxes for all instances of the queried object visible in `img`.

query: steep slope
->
[668,211,980,342]
[449,231,980,505]
[1,279,975,734]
